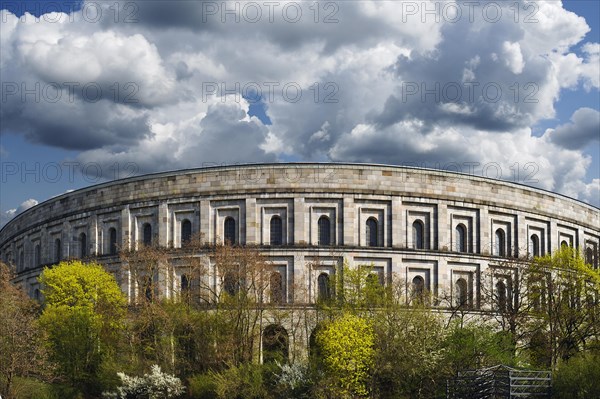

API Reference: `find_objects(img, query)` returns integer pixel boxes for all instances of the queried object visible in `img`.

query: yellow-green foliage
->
[39,260,126,344]
[533,246,599,286]
[316,313,375,397]
[340,262,387,309]
[530,246,600,365]
[38,261,126,393]
[39,260,126,319]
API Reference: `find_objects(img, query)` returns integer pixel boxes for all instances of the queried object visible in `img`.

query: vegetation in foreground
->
[0,245,599,398]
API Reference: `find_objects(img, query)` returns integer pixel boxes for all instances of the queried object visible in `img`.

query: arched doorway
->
[263,324,289,364]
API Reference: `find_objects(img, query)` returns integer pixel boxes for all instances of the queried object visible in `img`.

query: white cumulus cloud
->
[0,0,598,210]
[1,198,39,228]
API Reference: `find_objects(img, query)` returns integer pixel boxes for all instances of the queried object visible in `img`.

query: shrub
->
[188,373,217,399]
[209,364,267,399]
[103,365,185,399]
[275,361,312,399]
[553,352,600,399]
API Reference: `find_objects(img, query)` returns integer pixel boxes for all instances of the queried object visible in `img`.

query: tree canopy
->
[39,260,126,396]
[0,262,52,399]
[316,313,375,398]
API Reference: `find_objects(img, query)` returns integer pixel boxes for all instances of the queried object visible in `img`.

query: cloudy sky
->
[1,0,599,227]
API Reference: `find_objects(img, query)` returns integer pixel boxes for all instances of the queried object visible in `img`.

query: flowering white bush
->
[103,365,185,399]
[277,361,310,391]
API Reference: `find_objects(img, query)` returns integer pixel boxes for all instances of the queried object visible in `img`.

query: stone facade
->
[1,163,599,306]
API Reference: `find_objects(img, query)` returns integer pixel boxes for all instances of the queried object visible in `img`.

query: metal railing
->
[447,364,551,398]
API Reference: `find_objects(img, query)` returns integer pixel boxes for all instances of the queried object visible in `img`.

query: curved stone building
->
[1,163,599,309]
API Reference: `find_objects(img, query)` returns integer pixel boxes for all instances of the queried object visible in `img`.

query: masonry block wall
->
[2,163,599,306]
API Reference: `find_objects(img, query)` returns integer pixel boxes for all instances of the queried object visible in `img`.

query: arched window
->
[54,238,62,262]
[412,220,424,249]
[496,281,507,312]
[19,250,24,271]
[34,244,40,266]
[366,273,382,287]
[317,273,331,302]
[142,223,152,246]
[455,278,468,308]
[270,271,283,304]
[79,232,87,258]
[270,216,283,246]
[224,217,236,245]
[585,248,594,266]
[109,228,118,255]
[366,217,378,247]
[263,325,289,364]
[318,216,331,246]
[530,281,546,312]
[411,276,425,303]
[181,220,192,246]
[530,331,552,368]
[586,247,597,269]
[529,234,540,257]
[144,276,153,302]
[181,274,190,292]
[309,325,324,360]
[455,224,467,252]
[494,229,506,257]
[560,240,569,248]
[531,283,540,312]
[366,273,384,305]
[223,271,238,296]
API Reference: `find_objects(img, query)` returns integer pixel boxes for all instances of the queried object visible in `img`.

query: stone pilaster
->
[22,234,29,270]
[158,201,169,247]
[62,221,70,259]
[89,214,98,256]
[121,207,131,251]
[479,207,490,256]
[294,197,306,245]
[438,203,449,251]
[40,227,48,264]
[577,228,585,252]
[343,196,354,246]
[200,200,210,244]
[516,214,527,258]
[391,197,402,248]
[294,253,308,303]
[549,218,558,255]
[245,198,257,245]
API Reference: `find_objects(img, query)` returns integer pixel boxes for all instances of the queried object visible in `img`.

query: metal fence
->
[446,364,551,398]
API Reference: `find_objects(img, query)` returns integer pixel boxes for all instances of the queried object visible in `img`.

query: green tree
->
[443,321,518,376]
[553,351,600,399]
[165,302,225,378]
[0,262,53,399]
[316,313,375,398]
[209,363,267,399]
[339,262,387,311]
[372,306,447,399]
[530,246,600,366]
[211,244,271,366]
[39,260,126,396]
[119,241,178,374]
